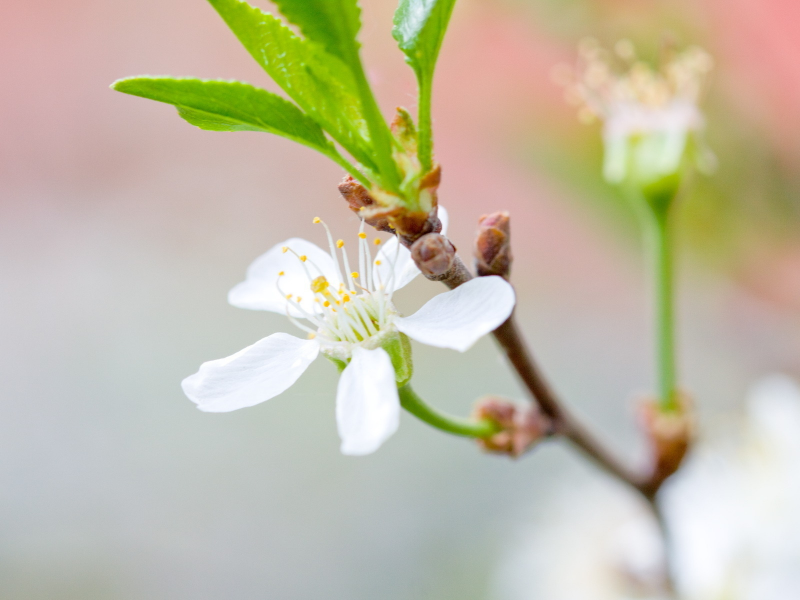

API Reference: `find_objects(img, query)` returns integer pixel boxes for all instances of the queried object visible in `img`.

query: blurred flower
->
[182,211,515,456]
[557,39,715,205]
[491,374,800,600]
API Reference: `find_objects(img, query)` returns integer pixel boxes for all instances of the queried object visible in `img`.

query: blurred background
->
[1,0,799,598]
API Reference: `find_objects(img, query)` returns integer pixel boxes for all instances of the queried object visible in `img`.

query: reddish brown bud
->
[475,211,512,279]
[337,175,395,233]
[474,397,551,458]
[638,393,694,486]
[410,233,455,278]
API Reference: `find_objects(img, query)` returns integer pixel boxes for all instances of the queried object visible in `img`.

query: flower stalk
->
[398,384,499,438]
[648,204,678,412]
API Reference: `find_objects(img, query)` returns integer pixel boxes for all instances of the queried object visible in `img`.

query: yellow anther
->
[307,332,317,339]
[335,300,341,305]
[336,239,345,248]
[351,271,359,279]
[337,289,344,295]
[343,294,351,303]
[375,260,382,266]
[299,255,307,262]
[313,217,321,224]
[296,296,302,302]
[358,232,367,239]
[314,298,320,303]
[310,276,329,294]
[323,300,331,308]
[281,246,289,253]
[374,238,381,245]
[278,271,285,277]
[285,294,293,299]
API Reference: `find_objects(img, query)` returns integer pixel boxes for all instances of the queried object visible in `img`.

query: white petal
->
[372,206,449,293]
[373,237,419,293]
[336,347,400,456]
[182,333,319,412]
[228,238,339,315]
[438,205,449,235]
[395,276,515,352]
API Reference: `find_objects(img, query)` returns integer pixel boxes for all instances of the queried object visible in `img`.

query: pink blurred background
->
[1,0,798,598]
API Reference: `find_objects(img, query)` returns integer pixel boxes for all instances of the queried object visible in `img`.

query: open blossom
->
[558,39,714,189]
[182,209,516,456]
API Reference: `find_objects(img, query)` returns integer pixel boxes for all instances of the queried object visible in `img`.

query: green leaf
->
[393,0,457,171]
[112,77,334,154]
[393,0,456,76]
[208,0,378,172]
[271,0,362,68]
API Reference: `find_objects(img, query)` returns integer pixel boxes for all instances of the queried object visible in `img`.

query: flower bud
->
[338,175,398,233]
[638,393,693,485]
[410,233,455,278]
[474,211,512,279]
[474,397,551,458]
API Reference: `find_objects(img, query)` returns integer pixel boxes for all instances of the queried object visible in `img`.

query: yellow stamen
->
[299,255,307,262]
[351,271,359,279]
[343,294,351,303]
[296,296,302,302]
[336,239,345,248]
[358,232,367,239]
[281,246,289,253]
[374,238,381,245]
[307,332,316,339]
[310,276,329,294]
[285,294,293,299]
[375,260,382,266]
[313,217,321,224]
[323,300,331,307]
[278,271,285,277]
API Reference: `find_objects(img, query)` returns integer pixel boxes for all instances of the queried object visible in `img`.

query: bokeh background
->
[1,0,799,598]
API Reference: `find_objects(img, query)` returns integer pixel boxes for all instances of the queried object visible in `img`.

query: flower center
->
[276,217,403,355]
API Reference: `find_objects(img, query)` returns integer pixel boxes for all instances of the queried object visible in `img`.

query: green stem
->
[417,74,433,173]
[398,384,498,438]
[351,64,401,192]
[648,208,677,412]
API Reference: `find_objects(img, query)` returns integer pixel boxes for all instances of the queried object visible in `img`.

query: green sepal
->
[323,332,413,387]
[380,332,414,387]
[325,355,349,374]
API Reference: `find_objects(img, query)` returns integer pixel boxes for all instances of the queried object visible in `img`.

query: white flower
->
[181,209,516,456]
[560,39,714,186]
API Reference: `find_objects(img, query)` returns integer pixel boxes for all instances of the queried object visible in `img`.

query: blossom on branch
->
[182,210,515,456]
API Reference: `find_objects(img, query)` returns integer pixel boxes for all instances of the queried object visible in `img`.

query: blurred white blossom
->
[492,375,800,600]
[557,40,715,195]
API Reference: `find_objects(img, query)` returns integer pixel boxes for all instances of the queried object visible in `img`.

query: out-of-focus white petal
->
[438,205,449,234]
[182,333,319,413]
[228,238,338,315]
[336,347,400,456]
[372,206,449,293]
[396,276,515,352]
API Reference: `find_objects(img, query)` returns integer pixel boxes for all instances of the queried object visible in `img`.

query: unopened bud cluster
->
[638,393,694,485]
[474,212,512,279]
[474,397,551,458]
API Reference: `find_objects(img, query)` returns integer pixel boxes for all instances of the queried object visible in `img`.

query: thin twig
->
[423,253,679,500]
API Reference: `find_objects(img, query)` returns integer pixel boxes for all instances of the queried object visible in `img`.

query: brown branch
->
[416,252,671,498]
